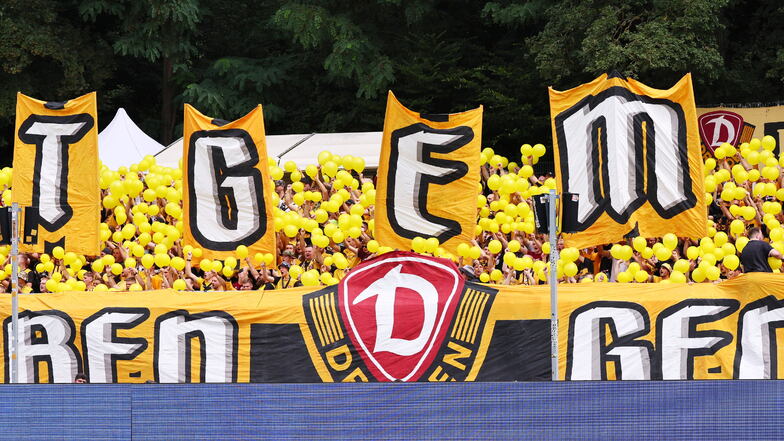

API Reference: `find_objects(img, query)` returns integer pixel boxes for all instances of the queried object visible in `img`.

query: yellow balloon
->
[141,254,155,269]
[634,270,649,283]
[173,279,187,291]
[111,263,123,276]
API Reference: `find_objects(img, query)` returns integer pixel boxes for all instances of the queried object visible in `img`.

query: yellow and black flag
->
[12,92,100,255]
[549,73,706,248]
[181,104,276,261]
[375,92,482,255]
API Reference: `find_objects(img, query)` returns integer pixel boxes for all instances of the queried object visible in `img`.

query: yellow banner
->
[375,92,482,255]
[1,269,783,382]
[549,74,706,248]
[12,92,100,256]
[0,251,547,383]
[557,273,784,380]
[697,104,784,152]
[181,104,276,261]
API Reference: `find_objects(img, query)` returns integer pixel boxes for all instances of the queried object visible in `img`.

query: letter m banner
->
[549,73,706,248]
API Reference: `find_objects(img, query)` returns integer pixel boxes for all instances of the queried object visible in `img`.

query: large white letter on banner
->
[375,92,482,255]
[734,297,784,379]
[18,116,93,229]
[566,302,652,380]
[4,311,82,383]
[656,299,738,380]
[181,105,276,261]
[154,311,238,383]
[549,74,706,248]
[12,92,100,256]
[82,308,149,383]
[189,131,264,246]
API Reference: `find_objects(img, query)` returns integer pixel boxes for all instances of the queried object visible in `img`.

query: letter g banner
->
[181,104,276,261]
[375,92,482,255]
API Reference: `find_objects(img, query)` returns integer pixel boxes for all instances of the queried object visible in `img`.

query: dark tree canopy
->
[0,0,782,169]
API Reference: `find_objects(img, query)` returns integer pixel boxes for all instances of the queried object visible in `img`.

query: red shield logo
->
[339,251,464,381]
[698,111,744,152]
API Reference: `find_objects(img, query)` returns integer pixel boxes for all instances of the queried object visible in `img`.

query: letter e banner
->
[12,92,100,255]
[549,73,706,248]
[375,92,482,255]
[181,104,276,261]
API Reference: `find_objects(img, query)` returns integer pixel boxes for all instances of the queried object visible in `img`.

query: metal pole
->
[10,202,19,384]
[548,189,559,381]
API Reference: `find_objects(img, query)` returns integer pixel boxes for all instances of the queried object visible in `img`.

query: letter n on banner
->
[549,73,706,248]
[12,92,100,256]
[375,92,481,255]
[181,104,276,261]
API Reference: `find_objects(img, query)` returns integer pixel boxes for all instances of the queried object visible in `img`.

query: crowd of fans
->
[0,135,781,293]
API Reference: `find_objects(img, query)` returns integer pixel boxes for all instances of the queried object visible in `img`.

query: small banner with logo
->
[181,104,276,261]
[549,73,706,248]
[697,104,784,156]
[1,252,784,382]
[375,92,482,255]
[12,92,100,256]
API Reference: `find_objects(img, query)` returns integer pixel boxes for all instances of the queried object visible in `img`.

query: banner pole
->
[10,202,19,384]
[548,189,559,381]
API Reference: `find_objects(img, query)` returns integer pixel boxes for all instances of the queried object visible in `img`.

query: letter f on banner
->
[375,92,482,255]
[181,104,276,261]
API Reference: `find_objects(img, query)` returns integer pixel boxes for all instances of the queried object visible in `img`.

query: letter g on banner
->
[187,129,265,249]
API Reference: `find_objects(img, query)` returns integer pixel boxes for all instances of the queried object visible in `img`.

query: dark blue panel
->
[0,385,129,440]
[0,382,783,440]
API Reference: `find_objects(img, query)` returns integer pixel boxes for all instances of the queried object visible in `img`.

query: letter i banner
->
[12,92,100,256]
[375,92,482,255]
[181,104,276,262]
[549,73,706,249]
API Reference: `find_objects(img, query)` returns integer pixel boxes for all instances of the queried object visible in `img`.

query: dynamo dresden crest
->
[302,251,497,382]
[698,110,744,152]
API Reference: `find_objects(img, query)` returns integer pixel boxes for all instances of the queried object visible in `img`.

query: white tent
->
[155,132,383,170]
[99,108,165,170]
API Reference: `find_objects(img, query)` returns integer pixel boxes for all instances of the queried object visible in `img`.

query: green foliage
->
[528,0,727,87]
[0,0,783,166]
[79,0,200,61]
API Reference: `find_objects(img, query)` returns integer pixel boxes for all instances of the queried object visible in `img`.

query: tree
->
[527,0,728,90]
[80,0,200,143]
[0,0,113,157]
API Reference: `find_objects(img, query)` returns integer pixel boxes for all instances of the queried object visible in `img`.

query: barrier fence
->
[1,381,782,440]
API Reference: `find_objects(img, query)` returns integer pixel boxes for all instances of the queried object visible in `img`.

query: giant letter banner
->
[2,252,784,383]
[12,92,100,256]
[550,73,706,248]
[375,92,482,255]
[181,104,276,261]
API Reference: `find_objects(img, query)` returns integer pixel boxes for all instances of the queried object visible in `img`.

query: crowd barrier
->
[1,381,782,440]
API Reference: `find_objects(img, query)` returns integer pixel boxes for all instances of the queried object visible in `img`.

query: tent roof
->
[155,132,383,170]
[99,108,165,170]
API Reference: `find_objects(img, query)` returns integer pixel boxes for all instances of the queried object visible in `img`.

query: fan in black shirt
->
[740,228,784,273]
